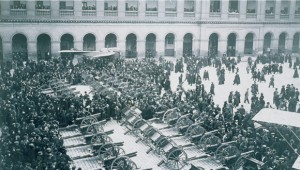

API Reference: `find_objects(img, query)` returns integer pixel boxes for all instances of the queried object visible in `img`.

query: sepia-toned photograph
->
[0,0,300,169]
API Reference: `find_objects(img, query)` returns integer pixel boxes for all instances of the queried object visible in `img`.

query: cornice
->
[0,18,299,25]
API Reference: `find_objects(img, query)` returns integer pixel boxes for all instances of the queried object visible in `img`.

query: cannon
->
[162,108,182,126]
[214,143,241,166]
[198,133,222,154]
[185,123,207,142]
[109,156,138,170]
[175,115,194,134]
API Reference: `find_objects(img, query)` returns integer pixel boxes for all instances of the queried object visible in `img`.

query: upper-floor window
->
[281,0,290,15]
[36,1,50,9]
[59,1,74,10]
[126,0,138,11]
[146,0,158,11]
[210,0,220,13]
[105,0,118,11]
[184,0,194,12]
[265,0,275,15]
[246,0,256,13]
[10,1,26,9]
[296,0,300,14]
[229,0,239,13]
[82,0,96,10]
[165,0,177,12]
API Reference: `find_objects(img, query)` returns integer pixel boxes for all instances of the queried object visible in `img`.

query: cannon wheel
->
[80,116,97,128]
[91,134,112,144]
[163,109,181,125]
[175,115,193,132]
[198,133,216,150]
[110,156,138,170]
[162,108,178,122]
[185,124,206,139]
[132,119,146,134]
[215,144,240,164]
[234,157,245,170]
[166,148,188,170]
[98,143,125,161]
[86,123,104,134]
[201,135,221,151]
[155,136,169,154]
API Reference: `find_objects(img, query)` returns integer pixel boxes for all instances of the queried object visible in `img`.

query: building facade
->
[0,0,300,62]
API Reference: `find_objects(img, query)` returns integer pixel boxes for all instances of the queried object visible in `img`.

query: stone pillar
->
[290,0,296,20]
[117,39,126,57]
[275,0,281,20]
[219,39,227,54]
[156,39,164,57]
[194,0,201,18]
[239,0,247,19]
[221,0,229,19]
[2,41,12,61]
[26,0,35,16]
[177,0,184,18]
[158,0,165,18]
[286,38,294,53]
[27,40,37,61]
[194,38,201,56]
[201,0,209,19]
[257,0,265,21]
[138,0,145,17]
[74,41,83,50]
[199,39,208,56]
[118,0,125,17]
[0,1,10,16]
[174,39,183,57]
[74,0,82,17]
[96,40,104,51]
[51,1,60,17]
[271,38,279,53]
[137,40,145,58]
[236,39,245,56]
[52,41,60,58]
[97,0,104,17]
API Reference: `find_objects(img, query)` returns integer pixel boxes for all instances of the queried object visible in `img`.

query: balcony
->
[265,13,275,19]
[145,11,158,17]
[36,9,51,16]
[246,13,257,18]
[209,12,221,17]
[104,10,118,17]
[10,9,27,16]
[165,11,177,17]
[295,14,300,19]
[82,10,96,16]
[125,11,138,17]
[228,12,239,18]
[59,9,74,16]
[280,13,289,19]
[184,12,195,17]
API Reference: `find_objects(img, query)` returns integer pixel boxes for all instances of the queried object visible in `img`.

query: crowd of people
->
[0,50,299,170]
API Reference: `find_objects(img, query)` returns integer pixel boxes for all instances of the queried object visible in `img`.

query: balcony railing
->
[265,13,275,19]
[209,12,221,17]
[125,11,138,17]
[184,12,195,17]
[36,9,51,16]
[82,10,96,16]
[228,12,239,18]
[10,9,27,16]
[165,11,177,17]
[295,14,300,19]
[246,13,257,18]
[145,11,158,17]
[104,10,118,17]
[59,9,74,16]
[280,14,289,19]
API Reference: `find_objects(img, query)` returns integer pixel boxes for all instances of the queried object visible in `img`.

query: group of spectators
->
[0,50,299,170]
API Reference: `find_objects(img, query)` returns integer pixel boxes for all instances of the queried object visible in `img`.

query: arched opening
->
[244,33,254,54]
[263,32,272,53]
[12,34,28,61]
[165,33,175,56]
[83,33,96,51]
[145,33,156,58]
[278,32,287,53]
[183,33,193,56]
[37,34,51,61]
[227,33,237,56]
[208,33,218,57]
[292,33,300,53]
[126,33,137,58]
[60,34,74,50]
[0,36,3,64]
[105,33,117,48]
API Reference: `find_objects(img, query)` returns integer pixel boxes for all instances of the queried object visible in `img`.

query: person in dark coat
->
[233,73,240,85]
[293,67,299,78]
[269,75,274,88]
[210,82,215,95]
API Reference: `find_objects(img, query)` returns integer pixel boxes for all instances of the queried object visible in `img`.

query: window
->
[36,1,50,9]
[210,0,220,13]
[59,1,74,10]
[126,0,138,11]
[165,0,177,12]
[184,0,194,12]
[265,0,275,15]
[246,0,256,13]
[296,0,300,14]
[146,0,158,11]
[82,0,96,10]
[11,1,26,9]
[105,0,118,11]
[281,0,290,15]
[229,0,239,13]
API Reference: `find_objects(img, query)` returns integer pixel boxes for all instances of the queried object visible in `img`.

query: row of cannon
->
[120,107,265,170]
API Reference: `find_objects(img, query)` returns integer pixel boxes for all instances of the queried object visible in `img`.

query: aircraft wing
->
[89,51,116,59]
